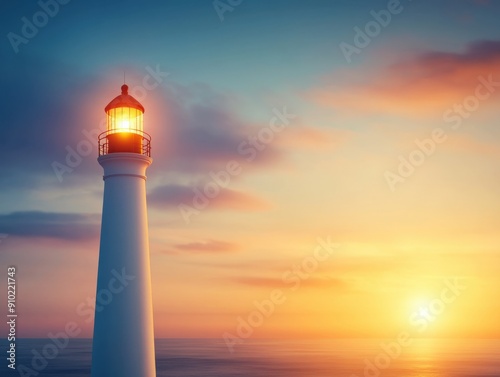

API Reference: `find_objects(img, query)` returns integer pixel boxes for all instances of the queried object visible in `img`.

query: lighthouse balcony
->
[98,129,151,157]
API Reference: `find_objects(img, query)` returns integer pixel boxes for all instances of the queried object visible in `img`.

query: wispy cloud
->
[149,82,283,173]
[166,239,240,255]
[149,184,272,212]
[275,125,345,150]
[0,211,99,241]
[310,39,500,117]
[229,275,348,290]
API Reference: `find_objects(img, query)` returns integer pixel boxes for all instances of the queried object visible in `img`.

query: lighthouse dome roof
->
[104,84,145,113]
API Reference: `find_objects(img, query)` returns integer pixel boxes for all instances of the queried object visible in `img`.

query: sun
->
[418,307,431,320]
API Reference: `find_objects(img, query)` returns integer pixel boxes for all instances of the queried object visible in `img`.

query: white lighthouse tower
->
[91,84,156,377]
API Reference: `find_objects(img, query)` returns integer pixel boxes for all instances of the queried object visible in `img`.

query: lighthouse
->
[91,84,156,377]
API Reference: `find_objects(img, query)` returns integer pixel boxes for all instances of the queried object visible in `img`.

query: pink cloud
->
[149,184,272,212]
[310,40,500,117]
[168,239,239,254]
[210,188,272,211]
[439,133,500,157]
[276,126,349,150]
[231,275,348,291]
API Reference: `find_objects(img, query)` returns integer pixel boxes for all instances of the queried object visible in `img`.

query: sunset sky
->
[0,0,499,341]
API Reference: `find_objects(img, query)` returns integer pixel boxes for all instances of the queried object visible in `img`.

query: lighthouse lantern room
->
[99,84,151,156]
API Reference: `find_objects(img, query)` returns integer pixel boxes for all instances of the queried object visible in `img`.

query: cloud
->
[144,82,287,175]
[0,54,96,190]
[230,275,348,290]
[275,125,345,150]
[166,239,239,255]
[0,211,99,241]
[439,133,500,157]
[149,183,272,212]
[311,39,500,117]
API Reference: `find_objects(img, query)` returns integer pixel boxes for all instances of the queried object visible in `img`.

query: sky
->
[0,0,499,341]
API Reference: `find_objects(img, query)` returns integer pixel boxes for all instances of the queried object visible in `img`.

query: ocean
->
[3,338,499,376]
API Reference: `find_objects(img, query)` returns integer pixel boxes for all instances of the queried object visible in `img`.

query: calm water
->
[3,338,499,376]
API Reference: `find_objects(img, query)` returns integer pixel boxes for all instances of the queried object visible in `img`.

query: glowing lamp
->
[99,84,151,155]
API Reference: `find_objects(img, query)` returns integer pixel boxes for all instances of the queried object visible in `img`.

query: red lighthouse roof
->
[104,84,145,113]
